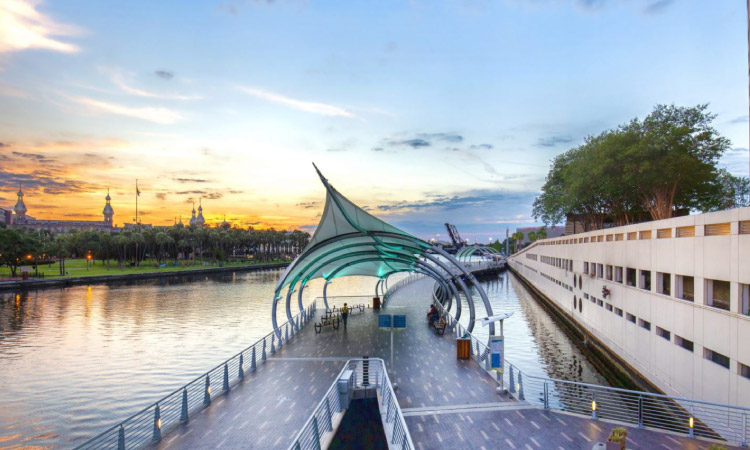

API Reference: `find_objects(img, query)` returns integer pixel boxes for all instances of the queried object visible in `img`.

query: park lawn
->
[0,258,291,279]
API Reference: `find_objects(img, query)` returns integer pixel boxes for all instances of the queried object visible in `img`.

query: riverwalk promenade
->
[144,277,734,450]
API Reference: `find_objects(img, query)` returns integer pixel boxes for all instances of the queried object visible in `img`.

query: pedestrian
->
[341,303,349,329]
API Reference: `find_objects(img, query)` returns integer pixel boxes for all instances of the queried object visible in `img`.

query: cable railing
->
[383,273,426,303]
[430,283,750,447]
[288,358,414,450]
[73,300,318,450]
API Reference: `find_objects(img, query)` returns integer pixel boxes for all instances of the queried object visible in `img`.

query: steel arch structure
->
[270,165,495,338]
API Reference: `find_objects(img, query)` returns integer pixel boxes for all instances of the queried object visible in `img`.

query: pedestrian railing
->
[429,282,750,447]
[383,273,426,303]
[288,358,414,450]
[73,301,318,450]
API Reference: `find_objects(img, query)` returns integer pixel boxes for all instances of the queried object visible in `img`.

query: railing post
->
[251,346,257,371]
[152,403,162,442]
[118,425,125,450]
[285,323,289,342]
[312,417,322,450]
[223,363,230,391]
[392,415,400,444]
[484,351,490,371]
[203,374,211,406]
[278,329,283,349]
[591,392,597,420]
[518,372,525,401]
[637,395,643,428]
[262,338,267,361]
[271,334,276,355]
[290,321,295,338]
[509,365,516,393]
[239,353,245,380]
[543,382,549,410]
[181,387,189,421]
[325,397,333,431]
[296,315,300,331]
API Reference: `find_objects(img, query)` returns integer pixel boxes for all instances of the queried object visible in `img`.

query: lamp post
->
[86,252,92,271]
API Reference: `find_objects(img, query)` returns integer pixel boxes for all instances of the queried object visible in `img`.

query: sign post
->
[379,313,406,390]
[480,312,513,392]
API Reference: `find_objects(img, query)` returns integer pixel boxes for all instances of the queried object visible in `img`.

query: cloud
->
[382,132,464,150]
[12,151,55,163]
[536,135,574,147]
[102,68,200,100]
[296,201,320,209]
[720,147,749,177]
[0,142,9,148]
[371,147,384,152]
[0,170,100,195]
[418,132,463,143]
[155,193,166,200]
[72,96,184,124]
[729,115,748,125]
[174,178,209,183]
[391,138,430,149]
[0,0,82,54]
[470,143,494,150]
[154,70,174,80]
[643,0,673,14]
[237,86,355,118]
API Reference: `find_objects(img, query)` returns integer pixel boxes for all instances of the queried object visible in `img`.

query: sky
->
[0,0,748,242]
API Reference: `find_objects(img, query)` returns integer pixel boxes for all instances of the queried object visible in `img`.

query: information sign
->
[490,336,504,372]
[378,314,392,329]
[393,315,407,329]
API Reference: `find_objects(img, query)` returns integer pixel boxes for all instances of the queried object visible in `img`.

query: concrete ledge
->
[0,262,289,292]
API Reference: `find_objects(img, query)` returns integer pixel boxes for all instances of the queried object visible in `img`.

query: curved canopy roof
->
[274,165,431,297]
[455,245,501,262]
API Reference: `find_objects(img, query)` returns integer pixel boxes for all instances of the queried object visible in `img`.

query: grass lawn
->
[0,258,291,279]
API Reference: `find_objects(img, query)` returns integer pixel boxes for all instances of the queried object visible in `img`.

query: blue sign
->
[490,336,504,371]
[393,315,407,329]
[378,314,392,329]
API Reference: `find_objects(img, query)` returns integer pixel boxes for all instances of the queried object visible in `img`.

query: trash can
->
[372,297,381,309]
[457,337,471,359]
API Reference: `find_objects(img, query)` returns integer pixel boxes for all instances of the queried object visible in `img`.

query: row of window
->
[570,291,750,379]
[535,221,750,247]
[580,263,749,315]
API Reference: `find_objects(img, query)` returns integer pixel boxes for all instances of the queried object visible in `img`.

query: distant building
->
[188,198,206,228]
[4,185,119,233]
[516,225,566,244]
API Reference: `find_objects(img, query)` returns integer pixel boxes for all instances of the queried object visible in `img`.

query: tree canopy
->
[533,104,745,229]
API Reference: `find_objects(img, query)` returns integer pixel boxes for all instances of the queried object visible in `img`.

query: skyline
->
[1,0,749,241]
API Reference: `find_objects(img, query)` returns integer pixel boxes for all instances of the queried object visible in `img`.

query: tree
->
[527,231,538,242]
[511,231,524,253]
[0,228,39,277]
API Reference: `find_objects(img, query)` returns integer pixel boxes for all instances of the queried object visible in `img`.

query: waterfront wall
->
[508,206,750,410]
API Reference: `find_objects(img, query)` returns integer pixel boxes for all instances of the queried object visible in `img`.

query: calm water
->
[0,268,607,449]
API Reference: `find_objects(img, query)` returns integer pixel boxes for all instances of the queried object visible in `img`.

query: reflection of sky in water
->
[0,269,603,449]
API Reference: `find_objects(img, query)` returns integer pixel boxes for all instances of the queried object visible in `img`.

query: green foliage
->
[0,228,40,277]
[533,104,734,228]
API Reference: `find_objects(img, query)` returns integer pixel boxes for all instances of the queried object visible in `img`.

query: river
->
[0,268,608,449]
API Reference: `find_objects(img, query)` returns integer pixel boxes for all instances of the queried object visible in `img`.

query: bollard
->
[203,374,211,405]
[543,382,549,410]
[271,334,276,355]
[181,388,189,421]
[223,363,230,391]
[118,425,125,450]
[251,346,257,371]
[518,372,525,400]
[262,338,267,361]
[637,396,643,428]
[509,365,516,393]
[152,403,162,442]
[591,393,597,420]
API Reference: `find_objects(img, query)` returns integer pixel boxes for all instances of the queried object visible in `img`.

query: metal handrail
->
[288,358,414,450]
[74,301,318,450]
[430,282,750,447]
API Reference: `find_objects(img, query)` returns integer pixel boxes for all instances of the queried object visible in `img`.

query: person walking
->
[341,303,349,329]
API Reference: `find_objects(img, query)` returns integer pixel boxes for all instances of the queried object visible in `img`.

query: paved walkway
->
[151,277,738,450]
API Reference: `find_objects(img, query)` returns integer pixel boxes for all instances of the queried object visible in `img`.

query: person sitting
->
[427,305,439,323]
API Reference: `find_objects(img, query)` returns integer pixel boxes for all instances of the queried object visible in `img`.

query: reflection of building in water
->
[2,185,119,233]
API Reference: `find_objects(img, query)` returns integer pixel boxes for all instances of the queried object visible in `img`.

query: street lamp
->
[86,252,92,271]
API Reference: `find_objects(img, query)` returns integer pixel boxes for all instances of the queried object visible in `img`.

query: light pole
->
[86,252,92,271]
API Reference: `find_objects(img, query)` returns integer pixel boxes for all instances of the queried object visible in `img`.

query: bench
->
[429,318,446,335]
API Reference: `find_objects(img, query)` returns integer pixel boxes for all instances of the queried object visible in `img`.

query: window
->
[590,296,596,303]
[574,296,577,310]
[675,335,694,352]
[579,300,583,313]
[677,275,694,301]
[657,272,671,296]
[626,268,636,287]
[597,299,603,307]
[706,279,730,311]
[741,284,749,316]
[627,231,637,240]
[704,348,730,369]
[606,265,613,281]
[638,318,651,331]
[606,303,613,312]
[676,226,695,238]
[626,313,636,323]
[657,228,672,239]
[597,264,603,278]
[740,363,750,380]
[639,230,652,240]
[606,234,613,242]
[656,326,670,341]
[583,262,589,274]
[741,221,750,235]
[597,235,604,242]
[615,233,624,241]
[705,223,731,236]
[615,267,623,284]
[639,270,651,291]
[578,275,582,288]
[614,307,623,317]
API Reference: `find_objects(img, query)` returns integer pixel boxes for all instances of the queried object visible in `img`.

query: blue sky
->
[0,0,748,241]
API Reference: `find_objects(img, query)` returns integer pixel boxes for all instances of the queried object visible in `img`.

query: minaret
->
[13,183,27,224]
[102,188,114,226]
[196,198,205,228]
[189,202,197,226]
